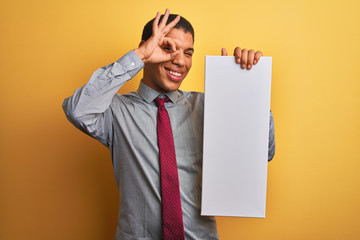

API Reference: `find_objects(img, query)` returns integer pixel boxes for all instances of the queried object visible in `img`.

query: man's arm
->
[62,51,144,147]
[63,9,181,147]
[268,110,275,161]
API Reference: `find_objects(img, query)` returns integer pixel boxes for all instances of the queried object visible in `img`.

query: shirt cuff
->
[112,50,144,79]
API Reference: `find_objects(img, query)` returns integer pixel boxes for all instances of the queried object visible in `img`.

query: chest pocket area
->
[169,106,203,161]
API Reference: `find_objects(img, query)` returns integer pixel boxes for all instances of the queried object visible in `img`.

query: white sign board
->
[201,56,272,218]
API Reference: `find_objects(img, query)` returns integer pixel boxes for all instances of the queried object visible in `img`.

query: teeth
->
[168,70,182,77]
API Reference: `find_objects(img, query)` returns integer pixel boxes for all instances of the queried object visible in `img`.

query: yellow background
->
[1,0,360,239]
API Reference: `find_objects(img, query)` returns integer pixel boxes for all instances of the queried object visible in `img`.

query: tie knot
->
[155,97,170,108]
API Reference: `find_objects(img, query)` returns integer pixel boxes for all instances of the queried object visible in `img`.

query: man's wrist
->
[133,48,146,63]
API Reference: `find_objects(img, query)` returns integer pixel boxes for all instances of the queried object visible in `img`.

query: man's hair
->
[141,14,194,42]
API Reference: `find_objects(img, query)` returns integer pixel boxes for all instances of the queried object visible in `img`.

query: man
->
[63,9,275,240]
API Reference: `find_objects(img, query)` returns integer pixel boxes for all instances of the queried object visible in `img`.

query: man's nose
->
[172,52,185,67]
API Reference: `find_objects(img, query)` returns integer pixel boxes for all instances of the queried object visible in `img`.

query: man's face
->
[142,28,194,93]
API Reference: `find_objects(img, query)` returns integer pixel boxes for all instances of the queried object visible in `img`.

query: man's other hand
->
[221,47,263,70]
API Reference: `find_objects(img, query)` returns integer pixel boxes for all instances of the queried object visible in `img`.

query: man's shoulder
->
[177,89,204,105]
[178,89,204,98]
[113,91,140,99]
[110,91,142,106]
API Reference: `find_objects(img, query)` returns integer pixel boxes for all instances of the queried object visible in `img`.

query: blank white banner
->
[201,56,272,218]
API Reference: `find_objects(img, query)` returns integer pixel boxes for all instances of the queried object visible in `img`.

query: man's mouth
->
[164,67,183,80]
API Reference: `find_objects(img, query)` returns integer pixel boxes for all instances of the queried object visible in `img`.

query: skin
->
[134,9,263,93]
[141,28,194,93]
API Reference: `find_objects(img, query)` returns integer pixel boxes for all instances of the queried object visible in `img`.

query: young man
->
[63,9,275,240]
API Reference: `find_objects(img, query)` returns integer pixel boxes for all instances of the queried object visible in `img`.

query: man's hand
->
[221,47,263,70]
[134,9,180,64]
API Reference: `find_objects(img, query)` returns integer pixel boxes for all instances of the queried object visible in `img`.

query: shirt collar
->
[138,80,179,104]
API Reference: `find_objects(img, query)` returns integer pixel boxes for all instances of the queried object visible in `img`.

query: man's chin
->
[162,85,180,92]
[156,78,179,92]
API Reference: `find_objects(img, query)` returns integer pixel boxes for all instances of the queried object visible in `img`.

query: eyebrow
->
[186,48,194,52]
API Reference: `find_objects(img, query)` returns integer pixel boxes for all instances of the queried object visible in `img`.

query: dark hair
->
[141,14,194,42]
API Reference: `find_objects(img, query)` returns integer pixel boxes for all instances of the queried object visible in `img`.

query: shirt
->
[63,50,275,240]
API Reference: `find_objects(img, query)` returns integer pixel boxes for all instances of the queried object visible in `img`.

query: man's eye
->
[185,52,193,57]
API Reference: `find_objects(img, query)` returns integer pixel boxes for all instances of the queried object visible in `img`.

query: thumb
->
[158,50,180,63]
[168,50,180,60]
[221,48,228,56]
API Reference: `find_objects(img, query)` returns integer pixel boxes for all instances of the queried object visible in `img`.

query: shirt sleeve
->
[268,110,275,161]
[62,50,144,147]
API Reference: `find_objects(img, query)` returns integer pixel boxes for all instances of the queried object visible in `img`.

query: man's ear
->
[138,40,145,48]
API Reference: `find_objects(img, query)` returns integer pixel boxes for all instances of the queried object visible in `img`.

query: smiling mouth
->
[164,67,183,78]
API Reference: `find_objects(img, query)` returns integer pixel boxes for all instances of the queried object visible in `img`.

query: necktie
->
[155,97,185,240]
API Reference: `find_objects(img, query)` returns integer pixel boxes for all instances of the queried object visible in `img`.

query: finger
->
[221,48,228,56]
[163,37,177,52]
[161,50,180,62]
[163,15,180,35]
[169,50,180,60]
[247,49,255,70]
[152,12,161,33]
[234,47,242,64]
[159,9,170,29]
[254,51,263,64]
[241,49,248,69]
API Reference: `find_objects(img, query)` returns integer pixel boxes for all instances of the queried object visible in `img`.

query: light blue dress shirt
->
[63,50,275,240]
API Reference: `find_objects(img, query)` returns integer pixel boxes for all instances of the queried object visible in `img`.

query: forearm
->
[62,50,144,145]
[268,110,275,161]
[63,51,143,118]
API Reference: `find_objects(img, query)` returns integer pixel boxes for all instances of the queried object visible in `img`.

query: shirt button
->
[130,62,135,66]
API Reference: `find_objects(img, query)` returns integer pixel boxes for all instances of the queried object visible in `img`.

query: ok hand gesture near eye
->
[134,9,180,64]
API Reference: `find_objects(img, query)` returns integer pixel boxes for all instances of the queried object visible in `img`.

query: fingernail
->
[236,58,241,63]
[254,60,257,64]
[242,64,245,69]
[247,64,251,69]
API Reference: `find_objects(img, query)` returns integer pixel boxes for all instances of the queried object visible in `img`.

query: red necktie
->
[155,97,185,240]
